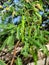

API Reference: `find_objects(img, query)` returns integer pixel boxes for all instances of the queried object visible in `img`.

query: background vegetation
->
[0,0,49,65]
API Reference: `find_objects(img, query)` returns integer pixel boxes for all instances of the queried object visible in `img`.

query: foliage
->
[0,60,6,65]
[15,57,23,65]
[0,0,49,65]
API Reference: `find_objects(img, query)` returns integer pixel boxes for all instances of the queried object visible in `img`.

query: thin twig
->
[44,56,47,65]
[10,41,20,65]
[7,61,11,65]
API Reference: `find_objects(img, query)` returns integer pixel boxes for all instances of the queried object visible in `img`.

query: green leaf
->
[21,42,29,57]
[6,35,14,50]
[42,46,48,55]
[17,26,21,40]
[0,35,14,51]
[15,57,22,65]
[21,15,25,42]
[0,60,6,65]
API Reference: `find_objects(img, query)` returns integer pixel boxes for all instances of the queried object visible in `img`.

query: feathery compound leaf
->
[16,26,21,40]
[0,35,14,50]
[6,35,14,50]
[21,15,25,42]
[21,42,29,57]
